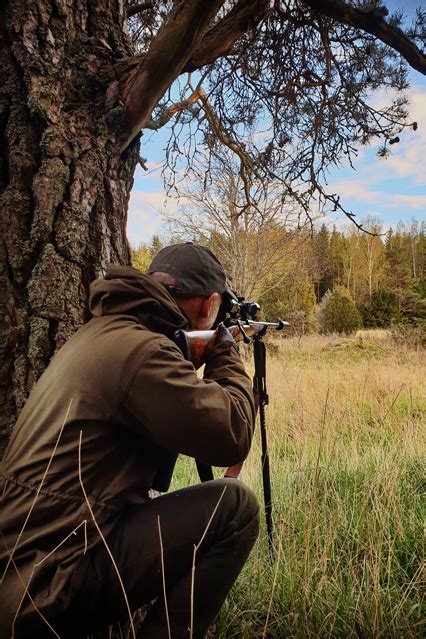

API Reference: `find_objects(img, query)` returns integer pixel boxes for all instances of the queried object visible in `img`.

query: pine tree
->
[361,290,400,328]
[131,235,164,272]
[328,228,346,287]
[311,225,331,302]
[150,235,163,258]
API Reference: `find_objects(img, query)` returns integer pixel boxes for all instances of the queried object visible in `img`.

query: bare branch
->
[145,85,204,131]
[196,87,260,214]
[183,0,269,73]
[303,0,426,74]
[126,2,154,19]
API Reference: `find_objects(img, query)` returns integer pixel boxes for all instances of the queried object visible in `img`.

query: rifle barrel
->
[246,320,289,329]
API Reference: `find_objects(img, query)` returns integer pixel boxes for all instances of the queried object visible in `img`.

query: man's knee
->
[210,478,259,541]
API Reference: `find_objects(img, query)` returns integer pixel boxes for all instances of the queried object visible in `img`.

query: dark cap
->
[148,242,227,297]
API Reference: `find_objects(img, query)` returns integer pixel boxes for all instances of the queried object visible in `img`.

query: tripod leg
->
[253,336,274,560]
[259,401,274,560]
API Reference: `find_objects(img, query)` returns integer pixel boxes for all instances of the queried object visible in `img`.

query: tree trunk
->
[0,0,139,454]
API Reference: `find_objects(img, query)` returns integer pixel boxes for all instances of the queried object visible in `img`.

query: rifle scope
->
[218,288,260,325]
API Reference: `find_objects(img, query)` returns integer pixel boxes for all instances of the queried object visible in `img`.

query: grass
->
[172,332,425,638]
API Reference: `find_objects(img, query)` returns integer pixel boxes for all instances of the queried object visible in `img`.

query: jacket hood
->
[89,265,189,334]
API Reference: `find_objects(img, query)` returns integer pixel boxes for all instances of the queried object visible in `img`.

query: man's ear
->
[200,293,221,319]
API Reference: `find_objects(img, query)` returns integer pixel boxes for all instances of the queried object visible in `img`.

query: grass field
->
[171,332,425,638]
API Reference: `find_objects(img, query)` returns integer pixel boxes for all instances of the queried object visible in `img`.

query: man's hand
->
[224,462,243,479]
[215,323,236,346]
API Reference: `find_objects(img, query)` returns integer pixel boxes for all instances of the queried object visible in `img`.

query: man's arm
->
[122,336,255,467]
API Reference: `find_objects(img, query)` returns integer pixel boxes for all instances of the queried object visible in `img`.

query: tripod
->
[253,328,274,560]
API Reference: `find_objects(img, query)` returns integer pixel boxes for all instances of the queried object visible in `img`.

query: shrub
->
[259,274,317,336]
[320,286,361,335]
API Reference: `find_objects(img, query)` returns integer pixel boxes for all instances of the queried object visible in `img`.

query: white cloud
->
[387,194,426,209]
[328,180,382,204]
[326,87,426,220]
[364,88,426,186]
[133,161,164,182]
[328,180,426,210]
[127,214,163,247]
[127,191,170,246]
[127,189,192,246]
[384,91,426,185]
[130,190,169,212]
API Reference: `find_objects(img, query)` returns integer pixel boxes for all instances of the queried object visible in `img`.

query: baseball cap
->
[148,242,227,297]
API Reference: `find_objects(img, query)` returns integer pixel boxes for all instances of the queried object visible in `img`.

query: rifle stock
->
[177,324,263,370]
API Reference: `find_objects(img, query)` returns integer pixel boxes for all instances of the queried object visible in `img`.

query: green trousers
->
[32,479,259,639]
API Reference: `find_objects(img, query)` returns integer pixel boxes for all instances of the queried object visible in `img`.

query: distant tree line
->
[132,218,425,337]
[308,219,425,333]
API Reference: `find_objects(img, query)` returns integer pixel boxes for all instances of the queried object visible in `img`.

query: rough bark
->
[0,0,139,454]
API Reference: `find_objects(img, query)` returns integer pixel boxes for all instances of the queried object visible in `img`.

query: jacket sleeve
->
[123,337,255,467]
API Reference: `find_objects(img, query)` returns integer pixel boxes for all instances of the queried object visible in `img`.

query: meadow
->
[170,332,425,638]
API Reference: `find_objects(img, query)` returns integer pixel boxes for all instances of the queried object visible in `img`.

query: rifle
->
[174,292,288,560]
[173,319,287,370]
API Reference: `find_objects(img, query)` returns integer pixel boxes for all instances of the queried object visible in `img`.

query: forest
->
[132,218,425,339]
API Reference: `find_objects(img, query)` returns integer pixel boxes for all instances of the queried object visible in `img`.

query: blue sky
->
[127,1,426,246]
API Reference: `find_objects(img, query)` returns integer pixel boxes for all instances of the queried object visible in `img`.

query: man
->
[0,242,259,638]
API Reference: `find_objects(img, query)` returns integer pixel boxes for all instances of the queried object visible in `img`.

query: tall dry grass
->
[172,333,425,638]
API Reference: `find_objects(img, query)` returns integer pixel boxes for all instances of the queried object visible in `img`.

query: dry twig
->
[78,430,136,639]
[189,485,227,639]
[1,400,73,583]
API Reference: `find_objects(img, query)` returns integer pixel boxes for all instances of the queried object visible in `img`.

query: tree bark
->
[0,0,139,454]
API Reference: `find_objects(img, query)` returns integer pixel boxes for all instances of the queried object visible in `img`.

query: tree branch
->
[183,0,269,73]
[196,87,258,213]
[303,0,426,75]
[119,0,224,151]
[145,86,204,131]
[126,2,153,19]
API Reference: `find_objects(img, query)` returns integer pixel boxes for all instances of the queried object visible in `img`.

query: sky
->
[127,1,426,247]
